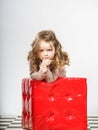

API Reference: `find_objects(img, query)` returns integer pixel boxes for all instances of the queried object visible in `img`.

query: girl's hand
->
[42,59,52,66]
[40,59,52,74]
[40,64,48,74]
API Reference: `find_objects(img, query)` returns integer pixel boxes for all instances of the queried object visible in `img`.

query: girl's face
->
[37,40,55,60]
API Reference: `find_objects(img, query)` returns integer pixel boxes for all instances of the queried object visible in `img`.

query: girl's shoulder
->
[55,65,65,72]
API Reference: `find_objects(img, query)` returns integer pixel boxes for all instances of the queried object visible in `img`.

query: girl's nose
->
[44,51,48,55]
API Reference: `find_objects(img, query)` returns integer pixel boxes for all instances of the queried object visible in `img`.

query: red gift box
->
[22,77,87,130]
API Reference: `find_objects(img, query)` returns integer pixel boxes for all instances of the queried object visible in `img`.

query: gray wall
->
[0,0,98,116]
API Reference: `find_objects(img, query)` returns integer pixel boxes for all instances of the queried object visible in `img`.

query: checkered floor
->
[0,116,98,130]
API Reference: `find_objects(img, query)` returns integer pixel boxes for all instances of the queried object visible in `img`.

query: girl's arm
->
[45,66,66,83]
[30,70,46,80]
[30,60,49,80]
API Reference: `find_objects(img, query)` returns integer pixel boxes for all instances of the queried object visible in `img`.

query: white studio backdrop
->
[0,0,98,116]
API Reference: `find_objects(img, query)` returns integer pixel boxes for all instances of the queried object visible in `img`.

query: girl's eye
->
[40,50,43,52]
[48,49,52,51]
[39,49,52,52]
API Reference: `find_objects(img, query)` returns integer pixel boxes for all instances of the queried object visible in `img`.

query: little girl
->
[27,30,70,83]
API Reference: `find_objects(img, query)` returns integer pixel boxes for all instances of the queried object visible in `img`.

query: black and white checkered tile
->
[0,116,23,130]
[88,116,98,130]
[0,115,98,130]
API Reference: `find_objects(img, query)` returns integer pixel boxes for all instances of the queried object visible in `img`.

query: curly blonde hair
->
[27,30,70,73]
